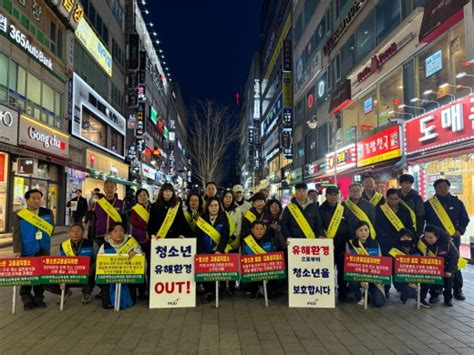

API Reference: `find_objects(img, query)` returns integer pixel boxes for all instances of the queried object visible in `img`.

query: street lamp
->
[388,110,414,119]
[410,97,440,108]
[456,72,474,79]
[398,104,426,114]
[440,82,472,94]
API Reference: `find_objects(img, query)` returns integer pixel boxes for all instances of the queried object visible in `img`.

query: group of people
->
[11,173,469,310]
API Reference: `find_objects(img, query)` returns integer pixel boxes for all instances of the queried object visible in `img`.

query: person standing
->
[241,192,267,238]
[344,183,376,239]
[233,184,252,215]
[319,186,353,301]
[88,188,101,210]
[67,189,88,223]
[424,178,469,301]
[12,189,55,310]
[280,182,324,240]
[398,174,425,236]
[92,180,125,247]
[308,189,319,205]
[203,182,218,203]
[184,192,204,232]
[361,175,385,208]
[221,190,242,251]
[147,183,191,239]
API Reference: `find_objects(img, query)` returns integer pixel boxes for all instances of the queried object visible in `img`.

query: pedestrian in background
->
[67,189,88,223]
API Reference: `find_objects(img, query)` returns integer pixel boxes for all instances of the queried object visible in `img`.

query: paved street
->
[1,236,474,354]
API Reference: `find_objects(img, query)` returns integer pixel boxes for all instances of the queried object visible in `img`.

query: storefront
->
[405,93,474,257]
[141,162,160,200]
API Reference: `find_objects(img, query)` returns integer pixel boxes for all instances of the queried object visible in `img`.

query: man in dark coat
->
[398,174,425,236]
[67,189,88,223]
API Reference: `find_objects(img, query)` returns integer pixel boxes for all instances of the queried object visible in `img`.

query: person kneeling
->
[345,221,385,308]
[97,222,143,309]
[418,225,459,308]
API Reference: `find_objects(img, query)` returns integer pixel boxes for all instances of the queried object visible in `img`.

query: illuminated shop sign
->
[357,125,401,167]
[326,144,356,174]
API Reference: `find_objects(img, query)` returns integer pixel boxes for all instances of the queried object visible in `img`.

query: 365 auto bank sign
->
[19,115,69,159]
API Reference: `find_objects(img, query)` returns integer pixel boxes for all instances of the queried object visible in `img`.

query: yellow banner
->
[287,203,316,238]
[243,235,267,254]
[97,198,122,223]
[345,199,376,239]
[349,240,369,255]
[369,192,383,206]
[226,211,236,236]
[117,236,138,254]
[428,196,456,235]
[96,254,145,275]
[184,210,194,228]
[156,203,180,238]
[380,204,405,232]
[244,210,257,223]
[61,239,75,256]
[417,240,436,257]
[17,208,54,236]
[196,217,231,253]
[399,199,417,231]
[132,204,149,223]
[388,247,406,258]
[325,203,344,239]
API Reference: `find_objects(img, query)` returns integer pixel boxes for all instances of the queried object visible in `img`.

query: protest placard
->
[240,252,286,282]
[395,255,444,285]
[0,258,41,286]
[95,254,145,284]
[40,256,90,284]
[344,254,392,285]
[149,239,196,308]
[288,239,335,308]
[194,253,240,282]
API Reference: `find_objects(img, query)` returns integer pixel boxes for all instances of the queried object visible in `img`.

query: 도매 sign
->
[240,252,286,282]
[288,239,335,308]
[0,258,41,286]
[394,255,444,285]
[344,254,392,285]
[95,254,145,284]
[194,253,240,282]
[40,256,90,284]
[404,94,474,155]
[357,125,401,167]
[149,239,196,309]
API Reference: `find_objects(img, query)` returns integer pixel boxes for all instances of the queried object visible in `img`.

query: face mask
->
[400,240,413,248]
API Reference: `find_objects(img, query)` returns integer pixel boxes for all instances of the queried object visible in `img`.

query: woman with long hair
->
[184,192,204,232]
[221,190,242,250]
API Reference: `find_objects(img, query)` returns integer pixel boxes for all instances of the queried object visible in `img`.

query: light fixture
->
[161,55,165,59]
[144,9,149,14]
[388,110,414,119]
[415,97,440,108]
[155,40,160,44]
[153,32,157,36]
[423,89,434,96]
[438,83,459,100]
[456,72,467,78]
[456,84,473,94]
[398,104,426,113]
[159,49,163,53]
[147,22,154,27]
[409,97,419,103]
[165,67,169,71]
[162,61,167,64]
[439,82,449,89]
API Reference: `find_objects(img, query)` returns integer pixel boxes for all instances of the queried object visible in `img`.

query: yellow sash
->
[287,203,316,238]
[61,239,75,256]
[388,247,406,258]
[349,239,369,255]
[132,204,149,223]
[184,210,194,227]
[97,198,123,223]
[117,236,138,254]
[369,192,383,206]
[243,235,267,254]
[244,210,257,223]
[399,199,417,231]
[326,203,344,239]
[17,208,54,236]
[428,196,456,235]
[380,204,405,232]
[156,203,180,238]
[417,240,436,256]
[345,199,376,239]
[226,211,236,236]
[196,217,232,253]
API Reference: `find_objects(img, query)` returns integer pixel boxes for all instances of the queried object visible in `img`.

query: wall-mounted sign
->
[75,18,112,76]
[283,39,292,72]
[295,50,322,99]
[50,0,84,30]
[326,144,356,174]
[281,129,292,159]
[329,80,352,114]
[253,79,260,119]
[0,104,18,146]
[141,163,156,180]
[425,49,443,77]
[19,115,70,159]
[363,97,373,114]
[262,128,279,158]
[157,118,166,137]
[0,12,53,70]
[357,125,401,167]
[262,93,282,137]
[137,86,145,101]
[150,106,158,125]
[128,34,139,70]
[307,93,314,109]
[404,94,474,155]
[304,158,327,179]
[136,102,145,137]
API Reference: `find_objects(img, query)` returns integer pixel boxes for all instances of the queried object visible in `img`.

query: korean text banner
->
[150,239,196,308]
[96,254,145,284]
[344,254,392,285]
[395,255,444,285]
[288,239,335,308]
[195,253,240,282]
[40,256,90,284]
[240,252,286,282]
[0,258,41,286]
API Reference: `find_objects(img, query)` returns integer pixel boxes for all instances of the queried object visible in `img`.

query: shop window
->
[27,73,41,105]
[376,0,401,44]
[8,61,17,92]
[355,10,375,63]
[0,54,7,88]
[342,101,357,146]
[110,128,124,155]
[42,83,54,113]
[55,91,61,117]
[451,22,474,97]
[340,35,355,79]
[379,69,404,127]
[317,123,329,159]
[81,107,107,147]
[357,89,378,140]
[304,0,319,25]
[17,66,26,98]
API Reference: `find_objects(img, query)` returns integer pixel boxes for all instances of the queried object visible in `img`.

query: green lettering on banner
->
[96,274,144,284]
[394,273,443,285]
[344,272,391,285]
[40,274,88,284]
[0,276,40,287]
[194,272,240,282]
[241,270,286,283]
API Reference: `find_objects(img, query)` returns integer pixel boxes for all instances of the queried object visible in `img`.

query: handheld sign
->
[288,239,336,308]
[149,239,196,309]
[240,252,286,282]
[0,258,41,287]
[95,254,145,284]
[40,256,90,284]
[344,254,392,285]
[394,255,444,285]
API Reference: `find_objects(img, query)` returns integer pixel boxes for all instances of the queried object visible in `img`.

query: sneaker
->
[81,293,92,305]
[420,300,431,308]
[357,298,365,305]
[454,292,466,301]
[56,289,73,305]
[429,296,440,304]
[444,300,453,307]
[23,302,35,311]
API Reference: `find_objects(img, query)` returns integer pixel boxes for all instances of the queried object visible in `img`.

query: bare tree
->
[187,100,241,187]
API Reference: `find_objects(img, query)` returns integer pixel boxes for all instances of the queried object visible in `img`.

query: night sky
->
[144,0,263,186]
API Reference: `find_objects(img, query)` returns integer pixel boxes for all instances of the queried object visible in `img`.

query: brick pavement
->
[0,235,474,354]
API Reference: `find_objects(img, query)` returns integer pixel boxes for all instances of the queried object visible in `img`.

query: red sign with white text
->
[404,94,474,155]
[194,254,240,281]
[40,256,90,284]
[0,258,41,286]
[357,125,401,167]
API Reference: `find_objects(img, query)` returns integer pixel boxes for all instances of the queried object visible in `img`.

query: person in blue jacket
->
[12,189,54,310]
[345,220,385,308]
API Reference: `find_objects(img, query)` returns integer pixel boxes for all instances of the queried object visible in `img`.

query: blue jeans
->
[349,282,385,308]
